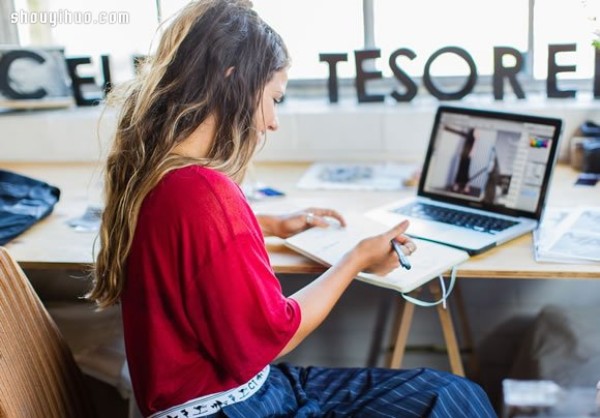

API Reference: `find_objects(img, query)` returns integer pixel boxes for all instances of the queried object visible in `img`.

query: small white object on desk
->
[296,162,418,191]
[502,379,562,407]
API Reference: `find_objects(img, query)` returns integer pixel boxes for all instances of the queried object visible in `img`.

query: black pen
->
[391,240,411,270]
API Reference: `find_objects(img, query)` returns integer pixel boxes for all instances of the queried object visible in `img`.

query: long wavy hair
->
[89,0,289,308]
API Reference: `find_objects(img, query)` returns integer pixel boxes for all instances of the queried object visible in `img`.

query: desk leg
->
[429,281,465,377]
[387,294,417,369]
[453,283,480,378]
[366,291,395,367]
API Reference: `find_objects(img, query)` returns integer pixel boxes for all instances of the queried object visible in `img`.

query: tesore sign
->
[321,44,600,103]
[1,43,599,107]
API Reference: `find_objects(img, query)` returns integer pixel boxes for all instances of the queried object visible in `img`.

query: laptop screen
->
[419,106,562,220]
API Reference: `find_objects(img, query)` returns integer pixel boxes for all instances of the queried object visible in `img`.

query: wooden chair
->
[0,246,97,418]
[46,302,142,418]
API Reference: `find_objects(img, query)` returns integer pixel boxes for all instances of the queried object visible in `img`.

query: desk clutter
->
[67,204,102,232]
[569,121,600,186]
[570,121,600,175]
[296,162,419,191]
[0,169,60,245]
[533,207,600,264]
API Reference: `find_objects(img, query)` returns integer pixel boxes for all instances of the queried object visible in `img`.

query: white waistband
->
[149,365,270,418]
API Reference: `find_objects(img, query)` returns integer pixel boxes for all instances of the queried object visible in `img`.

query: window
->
[534,0,597,80]
[374,0,528,78]
[252,0,363,80]
[9,0,600,95]
[12,0,157,83]
[0,0,18,44]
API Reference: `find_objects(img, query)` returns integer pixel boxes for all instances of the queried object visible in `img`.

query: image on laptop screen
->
[420,107,561,218]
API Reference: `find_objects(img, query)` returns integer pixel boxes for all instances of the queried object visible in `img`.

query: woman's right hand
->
[349,220,416,276]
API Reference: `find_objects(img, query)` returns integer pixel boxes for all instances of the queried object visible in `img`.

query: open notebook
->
[284,213,469,294]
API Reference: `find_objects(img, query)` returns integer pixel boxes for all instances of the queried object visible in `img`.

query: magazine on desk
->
[296,162,418,191]
[533,207,600,263]
[284,213,469,294]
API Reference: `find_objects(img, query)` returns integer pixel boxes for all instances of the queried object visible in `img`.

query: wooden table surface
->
[2,161,599,280]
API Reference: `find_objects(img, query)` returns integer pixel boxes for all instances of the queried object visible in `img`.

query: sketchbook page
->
[540,207,600,263]
[533,207,577,263]
[284,213,469,293]
[296,162,417,191]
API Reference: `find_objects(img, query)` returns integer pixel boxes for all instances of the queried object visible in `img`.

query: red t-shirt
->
[122,165,301,416]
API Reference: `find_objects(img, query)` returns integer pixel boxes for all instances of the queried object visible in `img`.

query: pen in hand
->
[391,240,412,270]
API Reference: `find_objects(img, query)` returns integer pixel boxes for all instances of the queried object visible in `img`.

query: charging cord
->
[401,265,458,308]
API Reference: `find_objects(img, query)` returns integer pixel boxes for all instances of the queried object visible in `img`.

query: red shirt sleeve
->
[185,232,299,381]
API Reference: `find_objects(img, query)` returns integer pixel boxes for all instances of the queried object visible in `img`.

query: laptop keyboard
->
[392,202,518,234]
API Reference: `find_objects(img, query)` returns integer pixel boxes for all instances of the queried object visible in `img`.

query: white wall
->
[2,96,600,163]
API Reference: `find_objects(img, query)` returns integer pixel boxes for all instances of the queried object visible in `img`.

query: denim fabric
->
[0,170,60,245]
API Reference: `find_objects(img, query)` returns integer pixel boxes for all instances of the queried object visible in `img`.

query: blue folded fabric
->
[0,170,60,245]
[580,121,600,137]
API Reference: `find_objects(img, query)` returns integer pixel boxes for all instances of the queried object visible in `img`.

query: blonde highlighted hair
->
[89,0,289,308]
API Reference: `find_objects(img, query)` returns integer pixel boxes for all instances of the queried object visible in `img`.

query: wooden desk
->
[2,162,599,375]
[4,162,599,277]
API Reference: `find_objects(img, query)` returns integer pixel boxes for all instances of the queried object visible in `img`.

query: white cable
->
[401,265,458,308]
[439,273,448,310]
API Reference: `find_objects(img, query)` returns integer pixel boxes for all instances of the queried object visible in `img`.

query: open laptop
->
[366,105,562,255]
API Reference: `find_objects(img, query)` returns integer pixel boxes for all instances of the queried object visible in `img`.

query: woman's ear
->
[225,66,235,77]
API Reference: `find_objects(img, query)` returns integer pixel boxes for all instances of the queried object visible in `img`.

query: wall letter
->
[101,55,112,94]
[547,44,576,98]
[0,50,47,99]
[355,49,385,103]
[493,47,525,100]
[66,57,100,106]
[389,48,418,102]
[423,46,477,100]
[319,53,348,103]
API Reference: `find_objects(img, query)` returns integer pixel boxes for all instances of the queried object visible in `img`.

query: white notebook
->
[284,213,470,294]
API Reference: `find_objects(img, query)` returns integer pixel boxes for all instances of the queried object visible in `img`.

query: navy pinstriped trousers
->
[215,363,497,417]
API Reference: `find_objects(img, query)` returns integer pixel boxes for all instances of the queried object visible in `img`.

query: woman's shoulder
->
[148,165,244,209]
[159,165,238,195]
[141,165,253,229]
[166,165,233,185]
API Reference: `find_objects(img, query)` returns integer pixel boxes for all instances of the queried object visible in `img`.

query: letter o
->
[423,46,477,100]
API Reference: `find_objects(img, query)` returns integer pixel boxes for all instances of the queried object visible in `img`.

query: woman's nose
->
[267,116,279,132]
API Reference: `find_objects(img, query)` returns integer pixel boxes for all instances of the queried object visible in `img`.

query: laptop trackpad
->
[405,217,495,252]
[407,218,456,238]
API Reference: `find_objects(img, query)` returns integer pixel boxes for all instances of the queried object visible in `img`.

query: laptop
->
[366,105,562,255]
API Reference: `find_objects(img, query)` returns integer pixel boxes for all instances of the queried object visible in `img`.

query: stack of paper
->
[533,207,600,263]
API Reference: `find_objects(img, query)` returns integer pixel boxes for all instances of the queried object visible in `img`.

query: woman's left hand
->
[265,208,346,239]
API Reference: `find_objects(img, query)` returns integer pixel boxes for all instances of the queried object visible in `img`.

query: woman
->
[89,1,496,416]
[445,125,477,194]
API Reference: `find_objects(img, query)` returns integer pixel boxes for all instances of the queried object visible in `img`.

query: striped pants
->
[212,363,497,417]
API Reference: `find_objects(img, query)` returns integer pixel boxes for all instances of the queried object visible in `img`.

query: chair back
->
[0,247,96,418]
